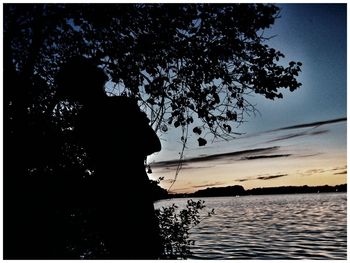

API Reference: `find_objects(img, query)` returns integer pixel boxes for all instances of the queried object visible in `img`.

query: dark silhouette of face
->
[56,57,108,103]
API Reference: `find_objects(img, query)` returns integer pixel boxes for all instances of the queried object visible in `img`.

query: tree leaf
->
[197,137,207,146]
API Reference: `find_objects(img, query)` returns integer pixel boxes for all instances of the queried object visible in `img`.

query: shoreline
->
[166,184,347,199]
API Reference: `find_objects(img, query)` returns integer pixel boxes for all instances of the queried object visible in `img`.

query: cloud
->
[275,117,346,131]
[182,165,216,170]
[236,178,250,182]
[256,174,288,180]
[302,168,326,176]
[334,171,347,175]
[156,163,216,171]
[154,118,345,171]
[236,173,289,182]
[241,154,291,160]
[240,117,345,141]
[296,153,323,158]
[263,117,345,144]
[153,146,281,168]
[266,129,329,144]
[150,161,217,174]
[299,166,347,176]
[308,130,329,136]
[332,165,347,171]
[191,182,224,189]
[266,132,307,143]
[333,166,347,175]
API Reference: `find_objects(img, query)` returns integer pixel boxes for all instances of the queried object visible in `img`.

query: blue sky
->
[235,4,346,134]
[146,4,347,193]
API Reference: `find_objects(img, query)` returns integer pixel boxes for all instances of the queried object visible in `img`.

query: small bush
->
[155,199,215,259]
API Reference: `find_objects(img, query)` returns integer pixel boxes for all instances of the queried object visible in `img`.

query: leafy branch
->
[155,199,215,259]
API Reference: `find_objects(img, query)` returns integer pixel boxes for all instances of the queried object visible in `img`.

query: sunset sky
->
[147,4,347,193]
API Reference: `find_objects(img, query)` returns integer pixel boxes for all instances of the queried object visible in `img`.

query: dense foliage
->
[4,4,301,145]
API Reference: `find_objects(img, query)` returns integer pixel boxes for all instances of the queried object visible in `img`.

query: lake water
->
[155,193,347,260]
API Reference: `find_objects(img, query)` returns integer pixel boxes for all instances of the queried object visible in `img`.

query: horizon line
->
[168,183,347,195]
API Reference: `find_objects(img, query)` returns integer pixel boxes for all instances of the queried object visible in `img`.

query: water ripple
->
[157,193,347,260]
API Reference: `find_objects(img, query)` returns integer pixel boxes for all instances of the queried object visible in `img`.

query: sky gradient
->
[148,4,347,193]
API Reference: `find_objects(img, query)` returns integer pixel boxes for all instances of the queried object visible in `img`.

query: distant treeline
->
[166,184,347,199]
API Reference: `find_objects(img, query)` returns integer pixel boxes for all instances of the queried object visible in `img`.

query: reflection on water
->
[155,193,347,260]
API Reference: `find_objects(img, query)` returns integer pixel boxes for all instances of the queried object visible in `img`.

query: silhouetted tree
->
[3,3,302,259]
[192,185,245,197]
[150,177,169,201]
[4,4,301,145]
